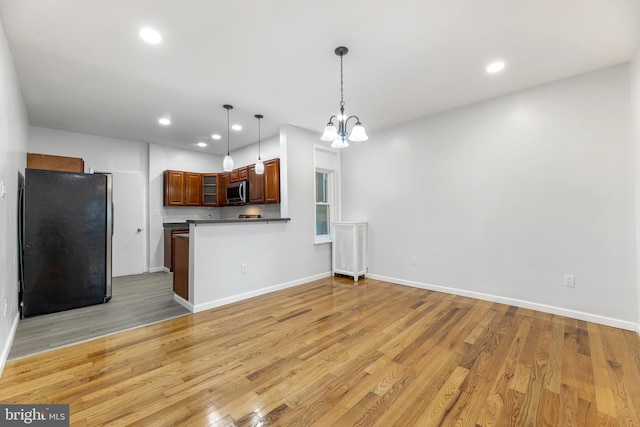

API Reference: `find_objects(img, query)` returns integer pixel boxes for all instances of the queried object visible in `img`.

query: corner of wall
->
[0,312,20,377]
[629,44,640,327]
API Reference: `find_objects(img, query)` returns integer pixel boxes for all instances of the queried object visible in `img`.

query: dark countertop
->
[163,222,189,229]
[186,218,291,225]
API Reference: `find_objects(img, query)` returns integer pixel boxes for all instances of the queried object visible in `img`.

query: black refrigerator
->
[21,168,113,317]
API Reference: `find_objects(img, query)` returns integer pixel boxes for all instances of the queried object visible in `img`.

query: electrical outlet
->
[241,263,248,274]
[0,180,6,198]
[410,256,417,266]
[563,274,575,288]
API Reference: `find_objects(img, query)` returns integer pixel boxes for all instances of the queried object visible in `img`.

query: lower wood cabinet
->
[173,234,189,300]
[164,228,188,271]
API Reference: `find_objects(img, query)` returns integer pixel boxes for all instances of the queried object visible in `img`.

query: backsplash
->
[163,204,281,222]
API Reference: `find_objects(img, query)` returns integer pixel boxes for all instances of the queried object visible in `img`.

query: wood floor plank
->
[588,322,620,418]
[599,326,640,425]
[2,275,640,426]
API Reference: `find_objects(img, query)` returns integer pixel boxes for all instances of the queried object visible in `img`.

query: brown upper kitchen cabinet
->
[238,166,249,181]
[248,165,265,203]
[202,173,218,206]
[264,158,280,204]
[164,160,279,207]
[185,172,202,206]
[164,170,186,206]
[218,172,230,206]
[164,170,201,206]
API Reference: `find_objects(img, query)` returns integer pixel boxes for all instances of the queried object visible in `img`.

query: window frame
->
[313,145,341,245]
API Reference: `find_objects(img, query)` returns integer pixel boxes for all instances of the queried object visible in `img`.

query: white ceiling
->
[0,0,639,155]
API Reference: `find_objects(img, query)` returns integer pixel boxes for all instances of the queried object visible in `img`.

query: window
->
[316,172,330,236]
[314,145,340,244]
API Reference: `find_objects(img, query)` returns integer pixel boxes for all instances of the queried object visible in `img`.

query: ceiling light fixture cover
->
[158,117,170,125]
[486,61,505,73]
[223,104,234,172]
[139,27,162,44]
[254,114,265,175]
[320,46,368,148]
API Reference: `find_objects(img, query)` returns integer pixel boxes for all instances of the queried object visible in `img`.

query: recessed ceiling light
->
[158,117,171,126]
[232,124,242,131]
[140,27,162,44]
[211,134,221,140]
[486,61,505,74]
[196,142,208,147]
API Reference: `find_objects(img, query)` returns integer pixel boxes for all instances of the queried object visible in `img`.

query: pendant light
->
[254,114,265,175]
[320,46,368,148]
[222,104,234,172]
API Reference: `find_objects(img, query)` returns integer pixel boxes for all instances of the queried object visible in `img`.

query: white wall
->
[343,64,638,329]
[630,45,640,330]
[0,19,28,374]
[189,125,331,309]
[29,126,147,173]
[227,135,280,167]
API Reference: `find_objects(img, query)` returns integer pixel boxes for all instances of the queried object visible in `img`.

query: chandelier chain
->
[340,53,345,108]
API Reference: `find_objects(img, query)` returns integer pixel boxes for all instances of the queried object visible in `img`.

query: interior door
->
[111,171,145,277]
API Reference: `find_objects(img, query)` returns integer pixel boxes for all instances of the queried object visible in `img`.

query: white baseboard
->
[0,312,20,378]
[193,272,332,313]
[368,274,638,331]
[148,266,166,273]
[173,294,194,312]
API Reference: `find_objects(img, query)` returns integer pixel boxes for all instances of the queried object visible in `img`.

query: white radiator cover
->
[332,222,367,281]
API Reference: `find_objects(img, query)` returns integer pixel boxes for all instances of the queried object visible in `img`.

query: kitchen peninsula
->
[172,217,292,313]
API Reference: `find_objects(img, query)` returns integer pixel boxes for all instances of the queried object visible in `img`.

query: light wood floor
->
[2,276,640,426]
[8,272,189,360]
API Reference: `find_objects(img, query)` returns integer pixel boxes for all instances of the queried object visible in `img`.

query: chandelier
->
[320,46,368,148]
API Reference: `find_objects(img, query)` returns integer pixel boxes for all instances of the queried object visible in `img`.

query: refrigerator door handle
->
[105,174,113,302]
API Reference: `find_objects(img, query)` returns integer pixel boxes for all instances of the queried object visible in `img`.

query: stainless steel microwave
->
[226,180,248,205]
